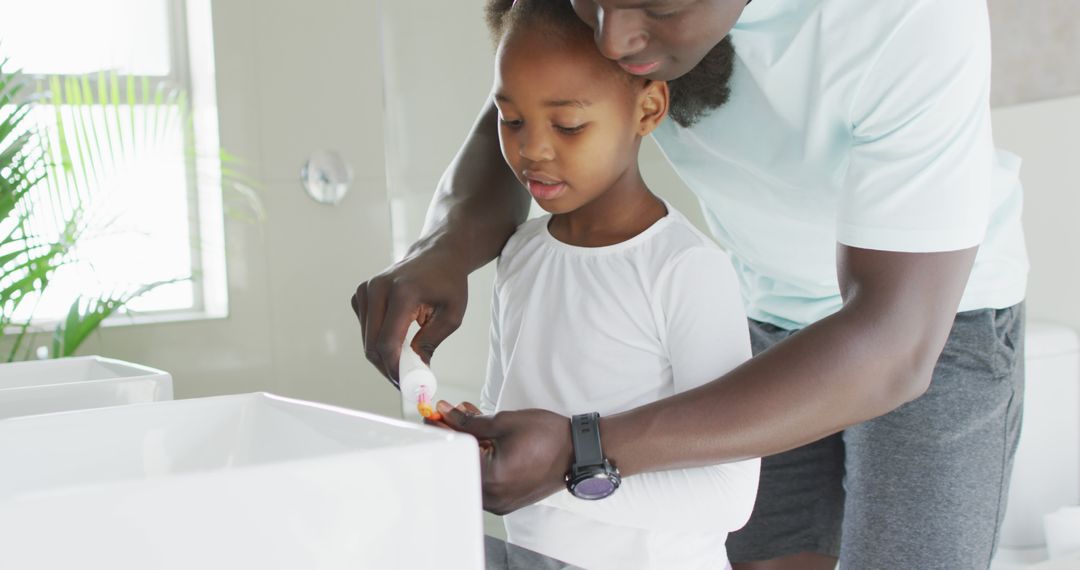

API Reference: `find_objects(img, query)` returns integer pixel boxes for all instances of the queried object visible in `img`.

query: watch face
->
[573,475,616,500]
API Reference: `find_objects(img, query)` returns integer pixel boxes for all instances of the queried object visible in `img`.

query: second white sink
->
[0,355,172,419]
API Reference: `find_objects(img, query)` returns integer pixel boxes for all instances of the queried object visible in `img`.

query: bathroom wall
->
[987,0,1080,107]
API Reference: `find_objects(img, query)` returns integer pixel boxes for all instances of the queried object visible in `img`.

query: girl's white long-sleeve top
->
[481,205,761,570]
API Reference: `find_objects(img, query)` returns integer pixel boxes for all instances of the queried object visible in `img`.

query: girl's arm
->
[539,460,760,533]
[532,246,760,533]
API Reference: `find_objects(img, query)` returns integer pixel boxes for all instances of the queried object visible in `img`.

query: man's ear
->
[637,80,670,136]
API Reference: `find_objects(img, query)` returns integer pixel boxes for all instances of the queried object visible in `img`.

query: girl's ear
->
[637,80,670,136]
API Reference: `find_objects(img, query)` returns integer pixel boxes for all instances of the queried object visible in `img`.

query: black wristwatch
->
[565,412,621,500]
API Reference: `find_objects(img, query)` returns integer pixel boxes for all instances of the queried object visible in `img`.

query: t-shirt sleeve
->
[839,0,994,252]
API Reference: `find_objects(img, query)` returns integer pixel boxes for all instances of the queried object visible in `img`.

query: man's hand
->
[351,248,469,384]
[436,401,574,515]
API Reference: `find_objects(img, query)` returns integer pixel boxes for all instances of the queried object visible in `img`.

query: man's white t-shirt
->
[481,206,761,570]
[653,0,1028,329]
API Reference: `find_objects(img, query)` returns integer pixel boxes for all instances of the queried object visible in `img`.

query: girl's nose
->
[518,128,554,162]
[595,8,648,61]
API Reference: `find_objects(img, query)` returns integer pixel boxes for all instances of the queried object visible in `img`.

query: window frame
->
[5,0,229,331]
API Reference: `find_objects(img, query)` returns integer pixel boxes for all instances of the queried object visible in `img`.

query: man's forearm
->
[601,308,923,475]
[411,98,530,272]
[601,246,977,476]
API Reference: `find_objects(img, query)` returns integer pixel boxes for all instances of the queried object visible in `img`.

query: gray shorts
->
[727,304,1026,569]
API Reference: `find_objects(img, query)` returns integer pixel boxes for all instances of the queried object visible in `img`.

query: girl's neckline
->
[541,199,676,255]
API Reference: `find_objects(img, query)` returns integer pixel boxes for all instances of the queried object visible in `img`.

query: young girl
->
[475,1,759,569]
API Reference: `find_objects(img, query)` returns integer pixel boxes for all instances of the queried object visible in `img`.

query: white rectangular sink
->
[0,355,172,419]
[0,392,484,569]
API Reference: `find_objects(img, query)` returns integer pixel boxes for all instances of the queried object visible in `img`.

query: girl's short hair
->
[484,0,734,128]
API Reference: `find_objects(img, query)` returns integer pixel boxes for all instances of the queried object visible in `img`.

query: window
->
[0,0,227,325]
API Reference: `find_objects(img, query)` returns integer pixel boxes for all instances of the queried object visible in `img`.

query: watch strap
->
[570,413,604,467]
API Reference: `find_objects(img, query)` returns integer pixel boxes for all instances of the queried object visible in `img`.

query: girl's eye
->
[556,124,586,135]
[500,118,523,128]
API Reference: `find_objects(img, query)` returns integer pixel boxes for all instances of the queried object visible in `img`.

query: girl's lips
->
[526,178,567,201]
[619,60,661,76]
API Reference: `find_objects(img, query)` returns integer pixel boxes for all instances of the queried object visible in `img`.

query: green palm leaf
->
[51,278,186,358]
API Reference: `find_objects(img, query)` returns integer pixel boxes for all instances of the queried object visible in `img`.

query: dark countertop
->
[484,535,582,570]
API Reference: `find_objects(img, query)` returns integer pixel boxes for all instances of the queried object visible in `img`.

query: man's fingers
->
[352,282,368,343]
[457,401,483,415]
[375,287,421,382]
[436,400,499,439]
[411,306,465,364]
[362,278,391,379]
